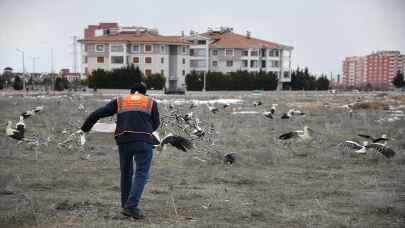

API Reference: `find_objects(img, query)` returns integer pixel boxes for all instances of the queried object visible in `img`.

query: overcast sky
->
[0,0,404,76]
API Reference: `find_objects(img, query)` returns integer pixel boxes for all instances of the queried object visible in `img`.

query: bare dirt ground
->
[0,90,404,228]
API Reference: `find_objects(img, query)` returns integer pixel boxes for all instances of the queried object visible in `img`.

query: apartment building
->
[79,24,190,89]
[342,56,366,87]
[80,24,294,89]
[342,50,404,87]
[184,27,293,83]
[366,51,404,86]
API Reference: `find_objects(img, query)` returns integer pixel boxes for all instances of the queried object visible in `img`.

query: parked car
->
[400,86,405,92]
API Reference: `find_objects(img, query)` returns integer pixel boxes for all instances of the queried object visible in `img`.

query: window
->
[242,50,249,56]
[250,50,258,56]
[242,60,248,67]
[111,56,124,64]
[197,40,206,45]
[212,61,218,67]
[84,45,88,52]
[182,58,186,64]
[261,60,266,68]
[250,60,258,68]
[97,56,104,63]
[111,44,124,52]
[95,44,104,52]
[84,56,88,64]
[132,45,140,53]
[269,49,280,57]
[161,70,164,76]
[225,49,233,56]
[145,45,152,53]
[226,60,233,67]
[261,49,266,57]
[145,57,152,64]
[161,45,165,53]
[145,69,152,76]
[133,57,139,64]
[271,60,279,67]
[212,49,218,56]
[182,70,185,75]
[190,49,195,56]
[161,57,164,64]
[182,46,186,53]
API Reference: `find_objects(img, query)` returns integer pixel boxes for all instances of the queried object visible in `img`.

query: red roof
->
[79,32,187,44]
[202,31,284,49]
[98,23,119,29]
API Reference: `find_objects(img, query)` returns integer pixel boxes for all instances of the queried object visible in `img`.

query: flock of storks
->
[4,96,397,164]
[153,98,397,163]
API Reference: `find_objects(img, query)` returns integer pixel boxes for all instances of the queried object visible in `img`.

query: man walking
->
[79,82,160,219]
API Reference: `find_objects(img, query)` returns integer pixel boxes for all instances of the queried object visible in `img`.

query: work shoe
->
[121,207,145,219]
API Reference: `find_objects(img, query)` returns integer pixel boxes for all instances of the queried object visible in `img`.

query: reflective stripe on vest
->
[117,94,154,114]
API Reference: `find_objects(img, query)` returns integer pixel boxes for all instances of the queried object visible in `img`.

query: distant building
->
[84,23,119,39]
[342,56,366,87]
[366,51,404,86]
[342,51,405,87]
[60,68,82,82]
[184,27,293,84]
[79,25,189,90]
[80,23,294,89]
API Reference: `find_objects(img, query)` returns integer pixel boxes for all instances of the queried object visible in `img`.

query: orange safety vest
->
[114,93,154,137]
[116,93,154,114]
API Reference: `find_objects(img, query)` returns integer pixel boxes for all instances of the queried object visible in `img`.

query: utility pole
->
[31,56,39,73]
[72,35,78,73]
[51,48,54,73]
[51,48,55,90]
[203,71,206,92]
[16,49,26,90]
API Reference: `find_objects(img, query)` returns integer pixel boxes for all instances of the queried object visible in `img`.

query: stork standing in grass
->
[6,120,24,141]
[279,126,313,142]
[207,104,219,114]
[270,104,278,115]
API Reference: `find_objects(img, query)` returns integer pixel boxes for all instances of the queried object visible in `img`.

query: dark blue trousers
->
[118,142,153,209]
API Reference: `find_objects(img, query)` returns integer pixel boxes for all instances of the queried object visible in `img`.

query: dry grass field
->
[0,90,404,228]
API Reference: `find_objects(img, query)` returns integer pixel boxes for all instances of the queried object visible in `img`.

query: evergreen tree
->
[53,77,69,91]
[316,75,330,90]
[145,73,166,90]
[392,70,404,88]
[12,76,23,90]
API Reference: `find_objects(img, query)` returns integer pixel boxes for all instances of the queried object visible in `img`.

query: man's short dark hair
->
[130,82,147,94]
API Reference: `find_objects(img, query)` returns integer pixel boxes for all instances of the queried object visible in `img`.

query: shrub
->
[12,76,23,90]
[185,71,278,91]
[54,77,69,91]
[88,65,145,89]
[145,73,166,90]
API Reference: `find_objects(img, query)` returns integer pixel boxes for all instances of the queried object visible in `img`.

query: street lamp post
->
[31,56,39,73]
[16,49,26,91]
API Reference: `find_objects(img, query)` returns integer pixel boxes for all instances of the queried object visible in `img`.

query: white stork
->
[279,126,313,142]
[358,134,388,145]
[6,121,24,141]
[152,132,193,153]
[339,140,395,158]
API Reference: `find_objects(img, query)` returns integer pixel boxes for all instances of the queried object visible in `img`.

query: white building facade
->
[80,25,293,89]
[80,27,189,90]
[185,27,293,84]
